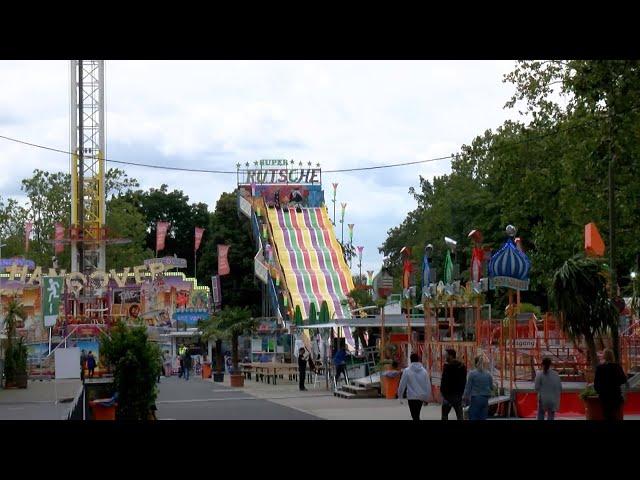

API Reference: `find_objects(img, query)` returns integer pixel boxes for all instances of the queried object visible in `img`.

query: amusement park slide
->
[267,206,355,324]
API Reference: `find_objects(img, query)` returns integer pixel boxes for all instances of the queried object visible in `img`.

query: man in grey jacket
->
[398,353,433,421]
[534,357,562,420]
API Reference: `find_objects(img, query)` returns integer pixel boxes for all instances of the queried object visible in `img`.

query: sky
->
[0,60,524,276]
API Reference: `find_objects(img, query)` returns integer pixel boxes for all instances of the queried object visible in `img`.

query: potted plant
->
[99,321,162,420]
[215,306,257,388]
[198,315,225,382]
[580,385,603,420]
[549,256,619,380]
[2,299,28,389]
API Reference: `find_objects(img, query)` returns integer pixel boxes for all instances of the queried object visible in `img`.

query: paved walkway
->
[0,379,82,420]
[155,375,319,420]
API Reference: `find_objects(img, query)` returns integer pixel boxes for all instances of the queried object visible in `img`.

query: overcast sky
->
[0,60,523,276]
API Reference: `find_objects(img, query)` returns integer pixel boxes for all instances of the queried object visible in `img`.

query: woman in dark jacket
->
[594,349,628,421]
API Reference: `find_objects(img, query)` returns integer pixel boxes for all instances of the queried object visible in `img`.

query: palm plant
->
[3,299,28,385]
[198,314,226,374]
[549,255,618,372]
[215,306,257,372]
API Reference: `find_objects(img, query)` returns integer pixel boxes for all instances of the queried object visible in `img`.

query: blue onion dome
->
[488,225,531,291]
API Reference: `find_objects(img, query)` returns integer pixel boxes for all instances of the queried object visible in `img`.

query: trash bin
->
[89,393,118,420]
[202,362,212,379]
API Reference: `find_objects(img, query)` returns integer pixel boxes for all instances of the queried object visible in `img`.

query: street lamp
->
[331,183,338,226]
[340,203,347,245]
[357,246,364,285]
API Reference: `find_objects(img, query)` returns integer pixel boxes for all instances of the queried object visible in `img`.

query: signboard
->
[113,288,141,304]
[144,256,187,268]
[239,167,321,185]
[0,258,36,269]
[239,195,252,218]
[254,256,269,284]
[514,339,536,349]
[42,276,64,327]
[173,309,209,327]
[211,275,221,306]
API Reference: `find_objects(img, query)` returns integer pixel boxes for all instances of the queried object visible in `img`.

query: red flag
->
[194,227,205,252]
[156,221,170,252]
[25,222,33,252]
[55,223,65,254]
[218,244,230,276]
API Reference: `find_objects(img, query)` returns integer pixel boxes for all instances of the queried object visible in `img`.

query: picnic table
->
[239,362,309,385]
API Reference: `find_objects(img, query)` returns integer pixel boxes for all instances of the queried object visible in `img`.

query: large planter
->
[583,396,623,420]
[381,375,401,399]
[89,401,117,420]
[6,373,28,389]
[583,396,604,420]
[213,372,225,382]
[230,374,244,387]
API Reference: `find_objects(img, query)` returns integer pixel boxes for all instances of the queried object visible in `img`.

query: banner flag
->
[218,244,230,275]
[156,221,171,252]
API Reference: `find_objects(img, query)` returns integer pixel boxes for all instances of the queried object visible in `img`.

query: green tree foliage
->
[212,306,256,371]
[124,184,209,277]
[197,191,261,315]
[99,322,161,420]
[548,256,618,370]
[381,60,640,312]
[2,299,28,384]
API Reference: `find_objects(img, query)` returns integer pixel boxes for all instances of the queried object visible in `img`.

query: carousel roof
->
[488,236,531,291]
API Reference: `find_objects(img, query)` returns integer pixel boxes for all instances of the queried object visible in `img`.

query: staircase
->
[334,383,380,399]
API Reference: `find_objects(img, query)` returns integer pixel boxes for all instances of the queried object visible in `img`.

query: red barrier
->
[515,391,640,418]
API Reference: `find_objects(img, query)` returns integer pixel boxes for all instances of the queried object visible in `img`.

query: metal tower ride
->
[69,60,106,274]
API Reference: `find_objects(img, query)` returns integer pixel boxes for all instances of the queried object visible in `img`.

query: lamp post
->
[331,183,338,226]
[348,224,354,268]
[357,246,364,285]
[0,240,5,261]
[340,203,346,245]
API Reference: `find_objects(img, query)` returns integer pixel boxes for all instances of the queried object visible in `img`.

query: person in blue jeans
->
[463,354,494,420]
[182,352,192,380]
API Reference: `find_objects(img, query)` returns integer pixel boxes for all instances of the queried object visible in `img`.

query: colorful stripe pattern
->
[267,207,354,320]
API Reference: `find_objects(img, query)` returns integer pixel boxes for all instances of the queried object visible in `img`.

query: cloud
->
[0,60,523,276]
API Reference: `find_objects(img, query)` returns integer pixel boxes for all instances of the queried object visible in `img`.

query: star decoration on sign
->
[290,159,295,165]
[307,161,312,166]
[245,162,250,167]
[316,163,320,168]
[236,163,241,169]
[254,161,259,166]
[298,161,303,166]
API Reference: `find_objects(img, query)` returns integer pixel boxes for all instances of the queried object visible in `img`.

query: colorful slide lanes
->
[267,206,355,322]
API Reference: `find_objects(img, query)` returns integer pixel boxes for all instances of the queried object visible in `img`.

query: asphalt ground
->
[155,375,319,420]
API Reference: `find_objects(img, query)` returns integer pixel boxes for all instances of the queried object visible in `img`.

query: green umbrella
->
[319,301,330,325]
[294,305,303,326]
[308,302,318,325]
[443,250,453,284]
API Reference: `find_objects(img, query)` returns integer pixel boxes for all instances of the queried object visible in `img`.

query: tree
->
[197,191,261,315]
[99,322,161,420]
[548,256,618,372]
[197,315,226,374]
[214,306,257,372]
[2,299,27,386]
[105,196,154,269]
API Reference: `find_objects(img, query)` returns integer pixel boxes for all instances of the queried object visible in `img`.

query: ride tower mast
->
[70,60,106,274]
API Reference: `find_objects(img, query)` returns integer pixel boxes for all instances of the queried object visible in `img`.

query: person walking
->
[440,349,467,421]
[534,357,562,420]
[463,354,494,420]
[333,345,349,386]
[398,353,433,421]
[86,351,96,378]
[594,348,628,421]
[182,350,192,381]
[298,347,309,391]
[80,349,87,381]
